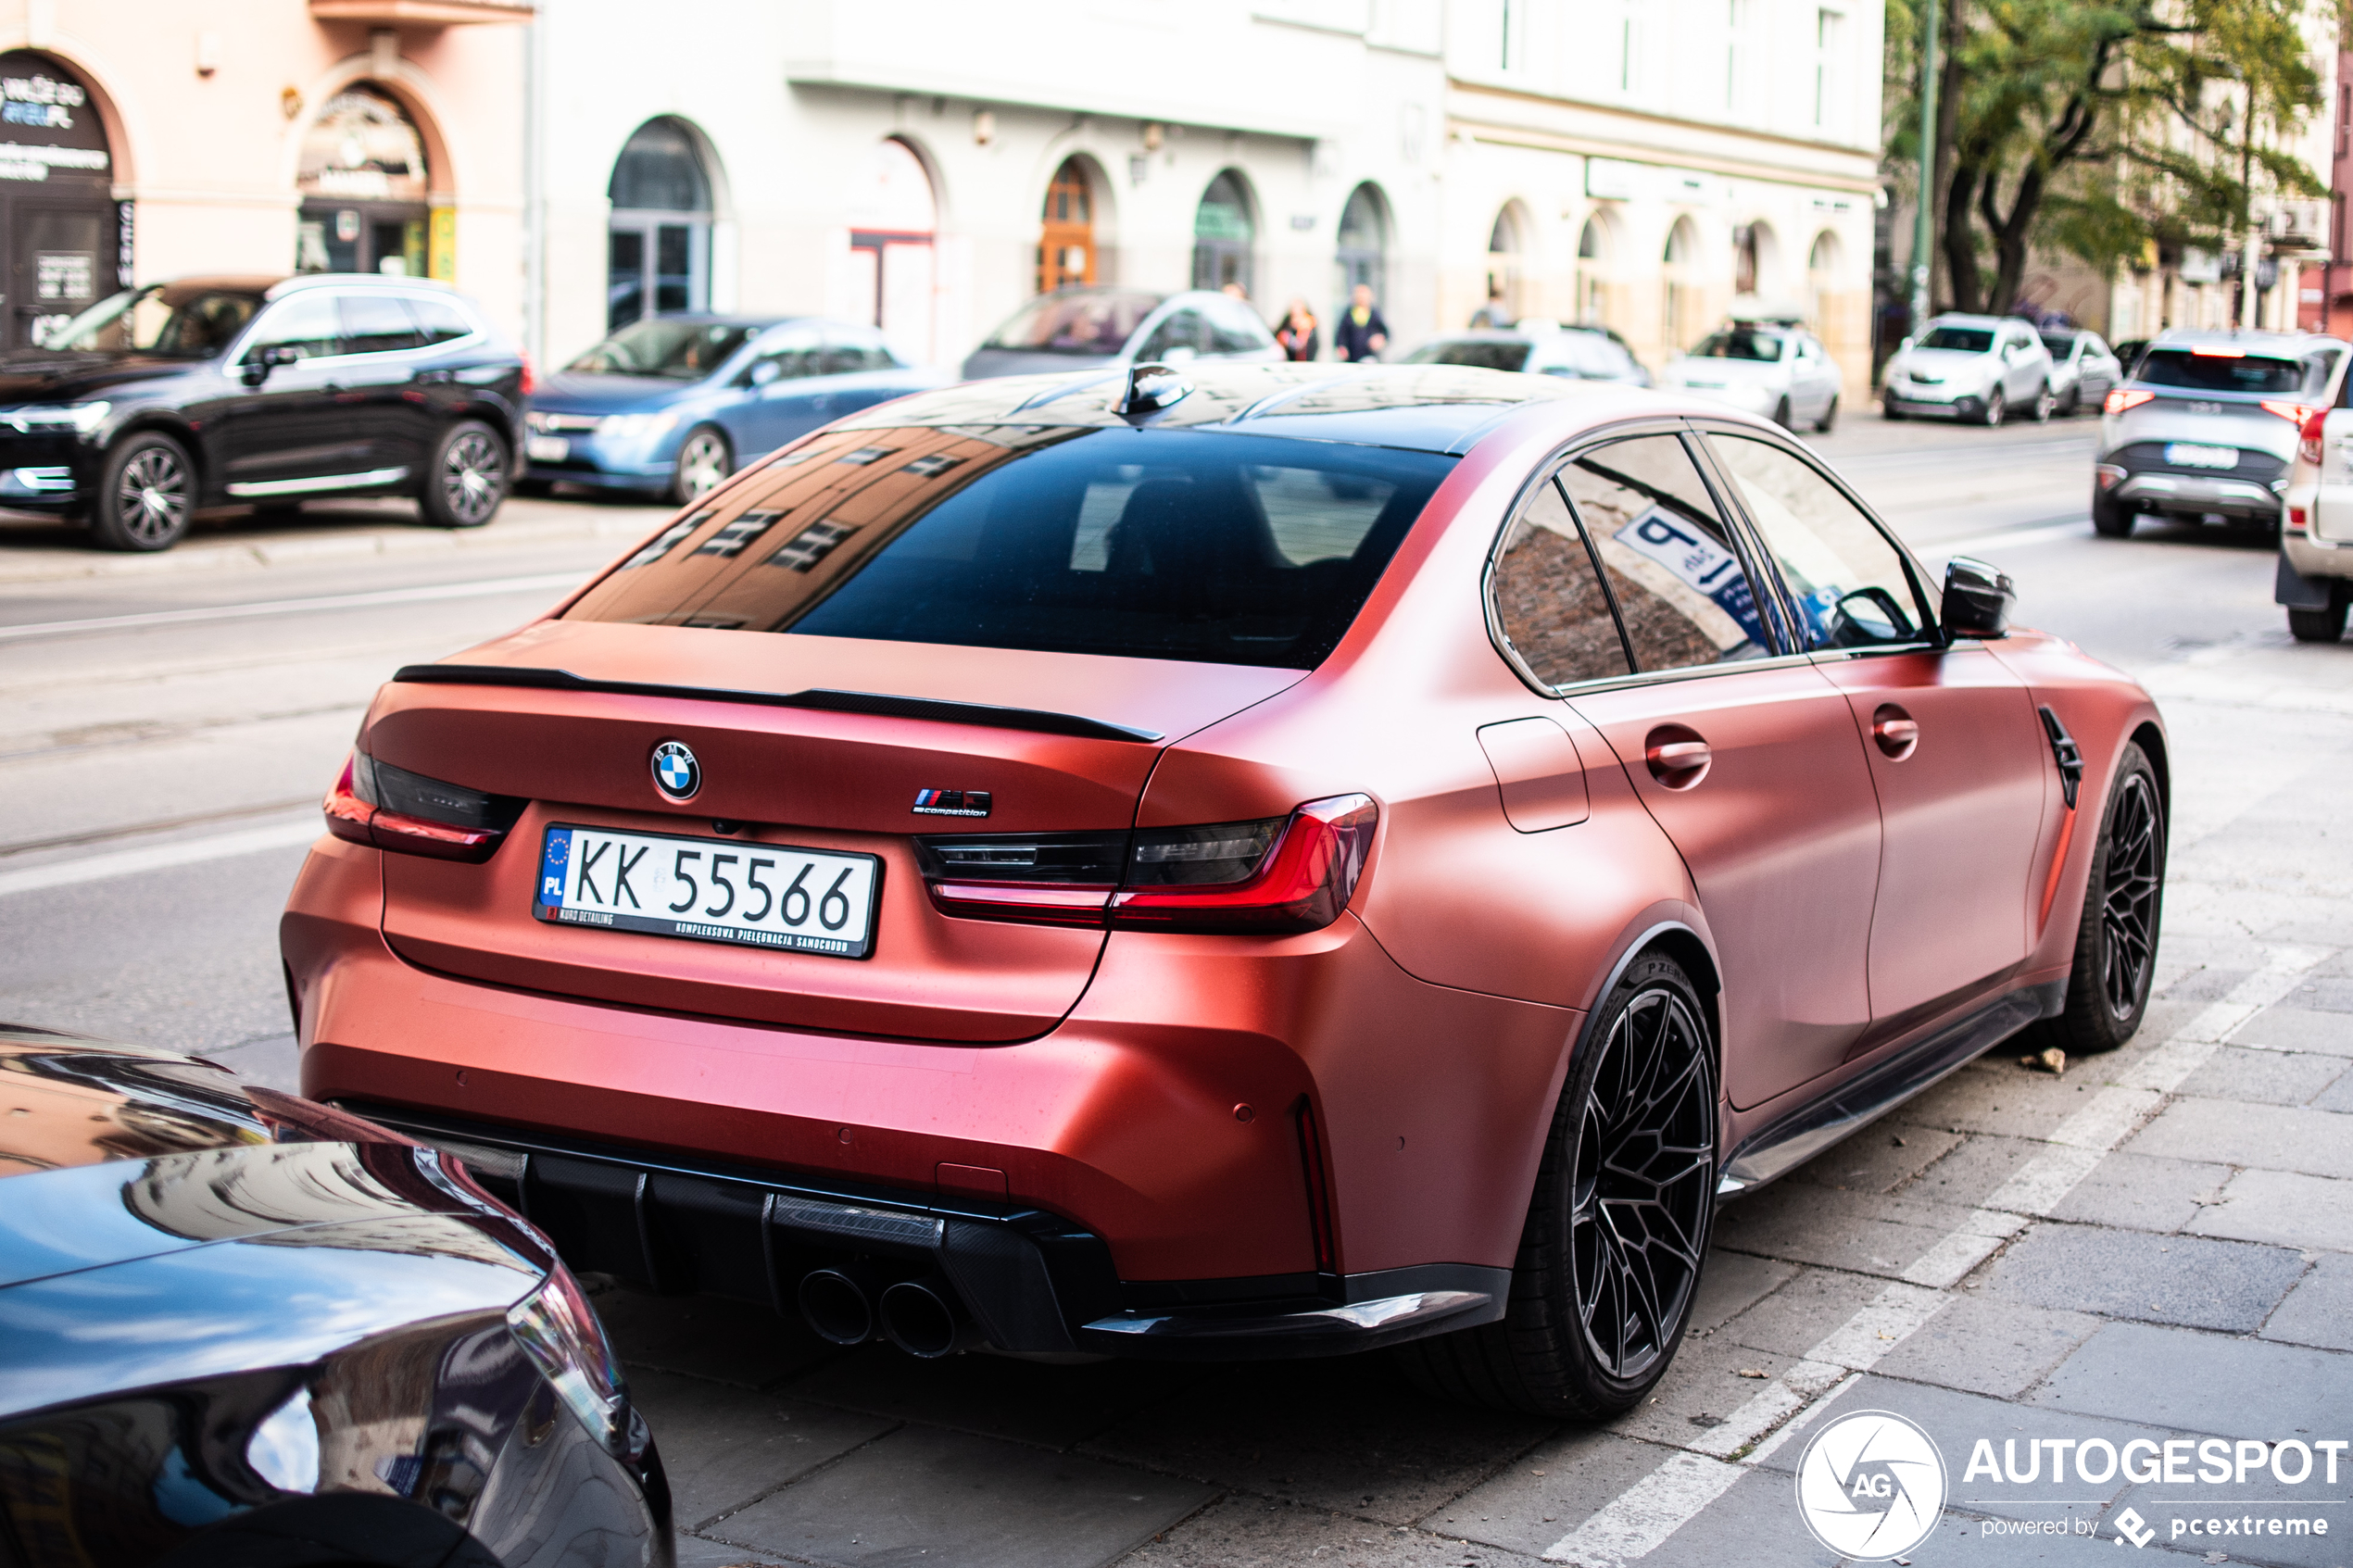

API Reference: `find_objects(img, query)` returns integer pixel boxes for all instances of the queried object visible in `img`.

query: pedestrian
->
[1468,285,1510,330]
[1274,297,1319,361]
[1334,282,1389,362]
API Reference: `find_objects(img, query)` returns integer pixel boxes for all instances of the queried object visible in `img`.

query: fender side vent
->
[2038,707,2083,810]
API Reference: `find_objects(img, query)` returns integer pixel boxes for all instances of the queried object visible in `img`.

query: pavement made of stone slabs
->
[599,582,2353,1568]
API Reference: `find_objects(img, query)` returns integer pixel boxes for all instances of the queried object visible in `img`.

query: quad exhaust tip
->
[799,1266,880,1346]
[877,1276,979,1360]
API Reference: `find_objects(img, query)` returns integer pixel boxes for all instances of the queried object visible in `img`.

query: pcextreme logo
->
[1795,1411,1947,1561]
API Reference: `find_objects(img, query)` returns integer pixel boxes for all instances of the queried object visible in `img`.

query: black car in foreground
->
[0,1025,672,1568]
[0,274,524,551]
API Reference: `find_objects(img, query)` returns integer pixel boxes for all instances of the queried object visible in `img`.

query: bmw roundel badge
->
[650,740,701,801]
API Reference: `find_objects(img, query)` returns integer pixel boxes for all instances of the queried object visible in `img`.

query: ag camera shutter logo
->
[1794,1410,1947,1561]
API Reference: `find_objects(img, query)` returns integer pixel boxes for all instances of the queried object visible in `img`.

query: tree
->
[1885,0,2328,317]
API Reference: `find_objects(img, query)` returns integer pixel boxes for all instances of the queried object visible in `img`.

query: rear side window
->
[405,295,475,345]
[338,293,423,355]
[1491,473,1631,686]
[2137,349,2303,395]
[1554,434,1773,672]
[563,427,1455,669]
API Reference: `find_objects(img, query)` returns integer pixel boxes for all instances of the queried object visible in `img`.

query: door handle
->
[1644,728,1711,789]
[1871,705,1919,760]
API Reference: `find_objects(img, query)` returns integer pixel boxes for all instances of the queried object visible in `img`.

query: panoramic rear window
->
[562,426,1456,668]
[2136,348,2306,395]
[1403,339,1532,373]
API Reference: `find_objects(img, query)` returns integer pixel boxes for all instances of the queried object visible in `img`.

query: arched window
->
[1734,220,1777,299]
[607,118,713,332]
[0,51,118,348]
[1192,169,1255,296]
[1576,213,1615,328]
[1807,229,1843,334]
[297,85,433,282]
[1662,217,1700,352]
[1038,157,1096,295]
[848,137,938,363]
[1484,202,1530,323]
[1335,182,1389,308]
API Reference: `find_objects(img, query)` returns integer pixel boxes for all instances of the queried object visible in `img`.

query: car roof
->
[0,1024,269,1175]
[266,272,462,301]
[843,360,1622,454]
[1926,313,2034,330]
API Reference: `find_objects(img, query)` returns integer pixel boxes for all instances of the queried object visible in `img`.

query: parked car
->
[522,315,944,505]
[961,286,1280,379]
[2038,327,2124,415]
[0,274,522,551]
[1881,314,2057,425]
[2110,339,2150,379]
[1656,321,1843,431]
[2092,328,2347,538]
[0,1024,672,1567]
[2271,385,2353,642]
[283,361,2164,1419]
[1401,320,1651,385]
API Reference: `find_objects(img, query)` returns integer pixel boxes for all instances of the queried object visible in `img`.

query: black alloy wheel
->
[2096,771,2162,1023]
[422,420,508,529]
[2032,741,2166,1053]
[91,432,195,551]
[1394,952,1718,1418]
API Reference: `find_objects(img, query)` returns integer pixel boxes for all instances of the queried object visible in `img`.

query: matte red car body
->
[282,369,2165,1348]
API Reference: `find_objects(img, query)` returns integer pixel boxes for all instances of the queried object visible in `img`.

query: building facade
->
[0,0,528,344]
[527,0,1883,393]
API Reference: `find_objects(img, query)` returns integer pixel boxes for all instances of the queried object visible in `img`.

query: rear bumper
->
[283,835,1569,1359]
[2283,536,2353,590]
[2112,470,2283,518]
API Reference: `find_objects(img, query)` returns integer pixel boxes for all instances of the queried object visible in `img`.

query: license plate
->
[525,435,570,462]
[535,824,878,959]
[2164,443,2238,469]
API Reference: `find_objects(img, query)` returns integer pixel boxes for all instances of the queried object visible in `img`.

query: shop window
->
[296,86,434,281]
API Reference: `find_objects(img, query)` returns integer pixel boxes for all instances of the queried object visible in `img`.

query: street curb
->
[0,508,666,586]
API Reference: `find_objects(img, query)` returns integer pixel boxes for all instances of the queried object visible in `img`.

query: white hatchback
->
[1882,315,2056,426]
[1657,324,1843,432]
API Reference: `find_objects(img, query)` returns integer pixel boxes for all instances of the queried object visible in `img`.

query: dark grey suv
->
[2093,328,2347,537]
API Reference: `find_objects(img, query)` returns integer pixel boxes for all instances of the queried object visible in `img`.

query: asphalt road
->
[4,413,2349,1568]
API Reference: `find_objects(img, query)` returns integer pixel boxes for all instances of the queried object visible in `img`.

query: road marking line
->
[0,817,320,897]
[0,571,584,642]
[1546,942,2327,1564]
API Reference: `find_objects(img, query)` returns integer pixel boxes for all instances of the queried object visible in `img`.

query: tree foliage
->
[1884,0,2328,316]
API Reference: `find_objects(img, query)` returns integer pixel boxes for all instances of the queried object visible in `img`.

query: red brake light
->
[322,748,522,862]
[917,794,1379,935]
[2298,408,2332,465]
[1110,794,1378,935]
[2262,399,2322,430]
[2105,387,2154,415]
[519,351,536,397]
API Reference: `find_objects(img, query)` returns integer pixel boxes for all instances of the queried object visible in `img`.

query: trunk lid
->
[369,620,1302,1041]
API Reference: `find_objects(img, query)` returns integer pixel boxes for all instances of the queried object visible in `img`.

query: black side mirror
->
[240,345,298,387]
[1942,556,2016,640]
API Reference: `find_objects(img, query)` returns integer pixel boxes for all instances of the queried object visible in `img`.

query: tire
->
[2028,744,2165,1055]
[1394,953,1718,1419]
[1981,386,2007,427]
[1881,400,1906,421]
[90,431,195,551]
[2287,601,2347,643]
[421,420,509,529]
[1815,395,1839,434]
[670,425,732,505]
[2091,491,2135,538]
[1772,396,1793,431]
[2032,382,2056,422]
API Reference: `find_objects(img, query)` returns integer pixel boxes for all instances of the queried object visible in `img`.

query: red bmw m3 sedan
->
[283,361,2167,1418]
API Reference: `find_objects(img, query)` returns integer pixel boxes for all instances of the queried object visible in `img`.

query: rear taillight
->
[2262,399,2323,432]
[2105,387,2154,415]
[2298,408,2331,465]
[915,793,1378,935]
[323,749,525,862]
[519,352,536,397]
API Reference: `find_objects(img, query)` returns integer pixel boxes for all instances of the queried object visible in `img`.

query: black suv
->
[0,273,523,550]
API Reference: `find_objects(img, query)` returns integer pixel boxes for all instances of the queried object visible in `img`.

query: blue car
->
[522,316,944,503]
